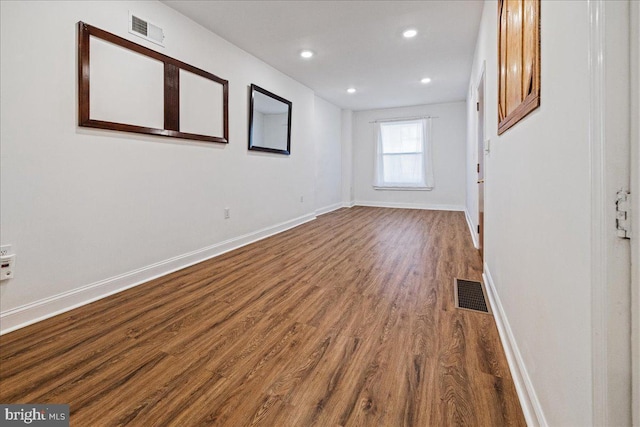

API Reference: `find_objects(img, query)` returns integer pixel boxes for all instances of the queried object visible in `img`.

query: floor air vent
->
[454,279,491,314]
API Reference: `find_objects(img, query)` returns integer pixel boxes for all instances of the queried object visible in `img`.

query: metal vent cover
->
[128,12,165,46]
[454,278,491,314]
[131,15,148,36]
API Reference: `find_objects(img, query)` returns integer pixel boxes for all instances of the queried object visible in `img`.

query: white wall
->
[313,96,343,214]
[341,109,354,206]
[352,102,466,211]
[0,0,343,332]
[467,2,590,424]
[466,1,631,425]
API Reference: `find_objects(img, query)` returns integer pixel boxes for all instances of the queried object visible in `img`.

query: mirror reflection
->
[248,84,292,155]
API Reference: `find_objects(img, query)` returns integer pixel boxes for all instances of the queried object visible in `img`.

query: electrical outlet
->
[0,254,15,280]
[224,208,230,219]
[0,245,12,257]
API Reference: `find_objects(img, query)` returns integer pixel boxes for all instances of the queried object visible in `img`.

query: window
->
[374,118,434,189]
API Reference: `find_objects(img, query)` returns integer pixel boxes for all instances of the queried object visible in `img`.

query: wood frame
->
[248,84,292,155]
[78,22,228,143]
[497,0,540,135]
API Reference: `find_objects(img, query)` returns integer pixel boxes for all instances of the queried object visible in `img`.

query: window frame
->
[373,118,434,190]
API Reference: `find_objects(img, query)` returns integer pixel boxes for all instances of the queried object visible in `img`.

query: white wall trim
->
[354,200,465,212]
[483,263,548,427]
[464,209,480,248]
[0,213,316,335]
[315,202,345,216]
[587,0,609,424]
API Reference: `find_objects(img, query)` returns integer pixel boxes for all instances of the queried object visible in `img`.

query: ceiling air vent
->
[128,12,164,47]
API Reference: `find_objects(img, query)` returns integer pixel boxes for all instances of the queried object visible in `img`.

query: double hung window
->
[374,118,433,189]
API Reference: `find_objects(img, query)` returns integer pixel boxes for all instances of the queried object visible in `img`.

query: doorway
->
[477,70,485,259]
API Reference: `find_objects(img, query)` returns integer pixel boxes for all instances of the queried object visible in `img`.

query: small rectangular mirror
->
[248,84,292,155]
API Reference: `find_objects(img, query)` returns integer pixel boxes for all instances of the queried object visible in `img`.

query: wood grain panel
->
[497,0,540,134]
[522,0,537,96]
[0,207,525,426]
[506,0,523,116]
[164,63,180,131]
[498,0,509,122]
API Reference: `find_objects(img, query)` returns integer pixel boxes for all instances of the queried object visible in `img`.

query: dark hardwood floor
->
[0,207,525,426]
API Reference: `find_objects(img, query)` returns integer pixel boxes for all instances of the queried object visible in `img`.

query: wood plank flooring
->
[0,207,525,426]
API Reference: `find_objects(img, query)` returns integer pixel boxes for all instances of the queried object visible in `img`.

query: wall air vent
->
[128,12,164,47]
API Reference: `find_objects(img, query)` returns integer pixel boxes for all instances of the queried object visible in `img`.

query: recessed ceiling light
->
[347,88,356,94]
[421,77,432,84]
[300,50,314,59]
[403,29,418,38]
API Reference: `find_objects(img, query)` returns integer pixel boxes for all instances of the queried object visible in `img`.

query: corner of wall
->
[341,109,354,205]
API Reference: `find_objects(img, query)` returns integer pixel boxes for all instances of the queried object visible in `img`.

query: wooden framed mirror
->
[248,84,292,155]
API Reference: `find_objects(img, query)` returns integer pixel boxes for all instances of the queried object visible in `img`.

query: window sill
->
[373,186,433,191]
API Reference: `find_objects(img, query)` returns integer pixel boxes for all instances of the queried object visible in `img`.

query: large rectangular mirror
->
[248,84,292,155]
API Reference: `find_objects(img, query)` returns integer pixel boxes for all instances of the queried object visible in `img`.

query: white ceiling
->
[162,0,483,111]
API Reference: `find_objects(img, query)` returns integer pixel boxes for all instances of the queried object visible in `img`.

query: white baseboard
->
[0,213,316,335]
[483,263,548,427]
[354,200,465,211]
[315,202,346,216]
[464,209,480,249]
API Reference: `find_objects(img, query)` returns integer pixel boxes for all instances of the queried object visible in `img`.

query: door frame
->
[589,0,633,424]
[476,65,486,259]
[630,1,639,424]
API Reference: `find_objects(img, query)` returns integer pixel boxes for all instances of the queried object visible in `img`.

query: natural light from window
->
[374,119,433,189]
